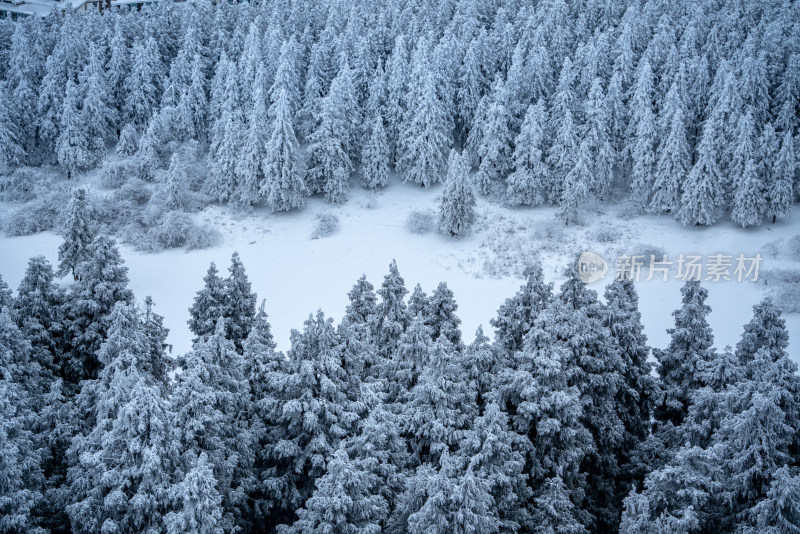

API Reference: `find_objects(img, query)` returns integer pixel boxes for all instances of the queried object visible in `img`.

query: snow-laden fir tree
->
[80,43,117,157]
[628,60,658,209]
[360,63,390,190]
[0,311,45,533]
[14,256,65,375]
[405,338,476,466]
[123,37,164,130]
[171,319,253,532]
[0,84,25,173]
[558,138,592,225]
[165,453,224,534]
[532,477,588,534]
[490,262,552,353]
[222,252,257,352]
[262,311,363,528]
[65,237,134,382]
[374,260,411,359]
[66,303,175,534]
[175,53,208,142]
[426,282,462,347]
[235,67,271,207]
[546,58,578,203]
[116,123,139,157]
[57,187,93,279]
[57,80,92,179]
[188,262,226,344]
[649,77,690,214]
[263,87,308,212]
[677,107,725,226]
[208,53,243,203]
[731,157,765,228]
[506,100,549,206]
[584,77,615,198]
[398,69,450,188]
[475,75,513,195]
[306,63,356,203]
[106,23,128,114]
[767,130,795,224]
[653,280,715,429]
[438,149,476,237]
[457,36,488,139]
[288,448,389,534]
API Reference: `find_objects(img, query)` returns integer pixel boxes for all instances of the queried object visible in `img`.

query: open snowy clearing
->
[2,176,799,363]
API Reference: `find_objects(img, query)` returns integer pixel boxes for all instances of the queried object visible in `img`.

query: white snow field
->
[1,176,799,363]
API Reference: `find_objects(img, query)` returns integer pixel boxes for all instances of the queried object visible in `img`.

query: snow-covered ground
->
[2,177,799,364]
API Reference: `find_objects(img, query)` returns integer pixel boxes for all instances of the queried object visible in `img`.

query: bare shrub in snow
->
[311,213,340,240]
[405,209,435,234]
[761,239,784,259]
[114,178,152,206]
[760,269,800,313]
[786,235,800,261]
[632,243,667,261]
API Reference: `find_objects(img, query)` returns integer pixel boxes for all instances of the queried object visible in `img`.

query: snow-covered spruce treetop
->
[0,0,796,226]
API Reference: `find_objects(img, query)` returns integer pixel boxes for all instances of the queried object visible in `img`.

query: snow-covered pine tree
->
[438,149,477,237]
[65,237,134,382]
[475,75,513,195]
[171,319,253,532]
[80,43,117,159]
[546,58,578,204]
[653,280,715,429]
[166,453,224,534]
[66,303,175,534]
[767,130,795,223]
[0,311,45,533]
[456,403,530,529]
[532,477,588,534]
[584,78,615,199]
[57,187,94,279]
[374,260,411,359]
[385,35,409,164]
[398,69,450,188]
[650,77,690,215]
[677,107,725,226]
[0,85,25,173]
[558,138,592,225]
[208,53,243,203]
[123,37,164,130]
[306,63,356,203]
[57,80,92,179]
[14,256,66,376]
[490,263,552,354]
[506,100,549,206]
[263,87,307,212]
[426,282,462,347]
[175,53,208,142]
[628,59,658,209]
[116,123,138,157]
[262,311,363,528]
[222,252,257,352]
[188,262,226,344]
[405,337,476,467]
[288,448,389,534]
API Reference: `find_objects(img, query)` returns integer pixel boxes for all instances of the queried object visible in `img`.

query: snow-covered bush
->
[310,213,340,240]
[114,178,152,206]
[0,167,44,202]
[632,243,667,261]
[4,193,68,236]
[760,268,800,313]
[592,224,622,243]
[99,158,140,189]
[121,211,218,252]
[405,209,435,234]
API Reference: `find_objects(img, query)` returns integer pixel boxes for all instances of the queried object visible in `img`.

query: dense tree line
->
[0,0,799,225]
[1,213,799,532]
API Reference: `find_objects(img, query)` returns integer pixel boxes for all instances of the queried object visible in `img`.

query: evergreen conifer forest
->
[1,0,799,531]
